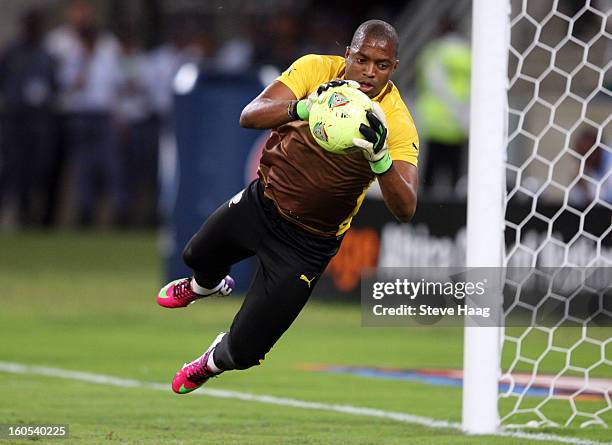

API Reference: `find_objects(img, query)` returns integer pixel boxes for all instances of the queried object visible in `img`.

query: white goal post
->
[464,0,611,434]
[462,0,508,434]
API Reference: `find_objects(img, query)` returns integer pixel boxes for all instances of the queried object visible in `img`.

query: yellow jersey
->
[258,54,420,237]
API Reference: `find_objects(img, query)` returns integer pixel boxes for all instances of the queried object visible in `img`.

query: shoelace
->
[174,280,197,302]
[186,352,214,382]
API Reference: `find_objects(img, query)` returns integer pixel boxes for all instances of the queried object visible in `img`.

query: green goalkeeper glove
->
[352,102,393,175]
[288,79,360,121]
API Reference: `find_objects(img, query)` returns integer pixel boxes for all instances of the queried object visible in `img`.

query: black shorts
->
[182,179,342,369]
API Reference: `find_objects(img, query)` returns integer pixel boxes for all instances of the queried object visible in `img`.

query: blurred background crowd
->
[0,0,414,229]
[0,0,609,231]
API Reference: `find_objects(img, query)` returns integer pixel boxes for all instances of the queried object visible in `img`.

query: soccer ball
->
[308,84,372,154]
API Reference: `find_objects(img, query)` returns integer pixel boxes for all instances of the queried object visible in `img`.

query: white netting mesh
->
[501,0,611,428]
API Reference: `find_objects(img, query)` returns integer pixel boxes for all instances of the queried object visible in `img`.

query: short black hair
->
[350,20,399,58]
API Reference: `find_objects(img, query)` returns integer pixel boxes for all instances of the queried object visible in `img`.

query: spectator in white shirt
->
[46,0,123,226]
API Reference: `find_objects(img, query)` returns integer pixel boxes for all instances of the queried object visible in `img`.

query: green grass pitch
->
[0,232,609,444]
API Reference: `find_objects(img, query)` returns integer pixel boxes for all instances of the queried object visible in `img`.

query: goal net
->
[463,0,611,433]
[501,0,611,429]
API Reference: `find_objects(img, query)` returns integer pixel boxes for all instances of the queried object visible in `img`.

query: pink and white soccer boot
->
[157,276,234,308]
[171,332,226,394]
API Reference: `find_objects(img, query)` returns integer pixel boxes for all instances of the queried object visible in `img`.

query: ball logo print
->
[308,84,372,154]
[312,122,328,143]
[327,92,350,108]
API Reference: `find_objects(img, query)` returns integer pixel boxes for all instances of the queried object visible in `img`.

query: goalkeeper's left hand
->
[352,102,392,175]
[289,80,360,121]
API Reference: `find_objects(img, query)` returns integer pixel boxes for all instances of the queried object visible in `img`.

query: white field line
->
[0,361,609,445]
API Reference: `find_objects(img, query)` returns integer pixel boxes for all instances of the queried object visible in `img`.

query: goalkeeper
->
[157,19,420,394]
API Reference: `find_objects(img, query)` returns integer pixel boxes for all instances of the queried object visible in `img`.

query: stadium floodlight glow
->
[173,63,199,95]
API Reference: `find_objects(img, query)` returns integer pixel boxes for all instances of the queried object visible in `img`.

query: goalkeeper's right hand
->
[288,79,360,121]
